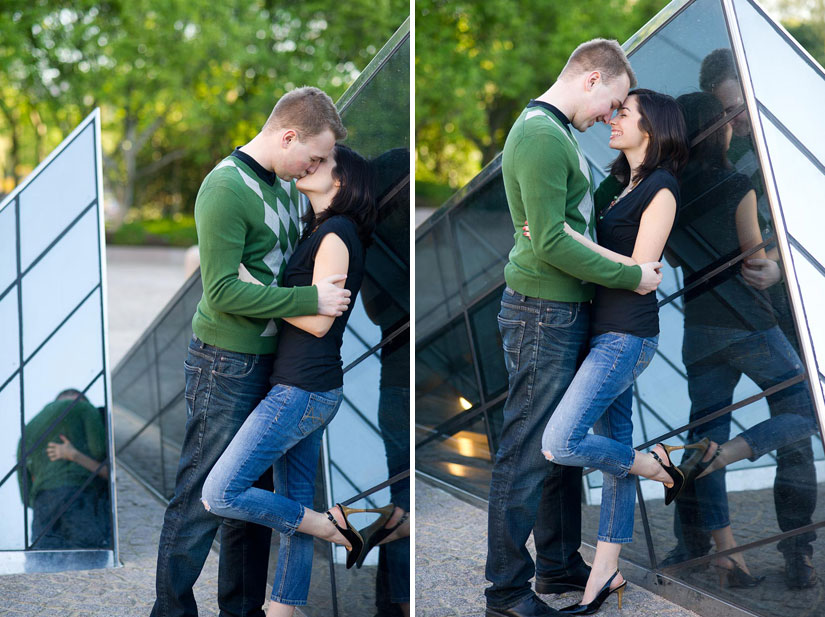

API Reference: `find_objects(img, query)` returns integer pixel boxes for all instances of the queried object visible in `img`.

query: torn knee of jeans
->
[542,449,554,462]
[201,498,211,512]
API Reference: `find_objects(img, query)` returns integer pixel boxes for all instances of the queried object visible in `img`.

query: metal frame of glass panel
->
[111,19,409,617]
[0,108,119,573]
[416,2,825,615]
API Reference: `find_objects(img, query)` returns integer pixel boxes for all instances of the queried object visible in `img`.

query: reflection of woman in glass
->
[536,89,689,614]
[666,91,818,589]
[201,144,387,617]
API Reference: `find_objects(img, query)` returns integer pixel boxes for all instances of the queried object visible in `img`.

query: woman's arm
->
[630,188,678,264]
[554,187,676,266]
[239,235,350,338]
[734,189,782,289]
[283,233,350,338]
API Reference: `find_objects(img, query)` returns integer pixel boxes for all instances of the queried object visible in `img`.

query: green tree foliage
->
[415,0,670,191]
[0,0,407,221]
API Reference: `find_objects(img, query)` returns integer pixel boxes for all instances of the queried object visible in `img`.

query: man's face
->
[572,72,630,132]
[713,78,750,137]
[277,128,336,181]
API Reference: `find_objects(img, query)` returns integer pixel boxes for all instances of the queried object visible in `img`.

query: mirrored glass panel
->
[0,376,25,550]
[664,524,825,617]
[759,111,825,267]
[0,286,20,387]
[787,246,825,369]
[415,215,464,340]
[416,316,479,432]
[17,124,97,272]
[0,202,16,293]
[416,412,493,497]
[733,0,825,167]
[0,111,115,569]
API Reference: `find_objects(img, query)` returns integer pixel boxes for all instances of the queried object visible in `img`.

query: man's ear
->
[586,71,602,91]
[281,129,298,148]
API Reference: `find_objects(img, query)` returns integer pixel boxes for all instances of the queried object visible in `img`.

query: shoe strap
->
[327,509,343,532]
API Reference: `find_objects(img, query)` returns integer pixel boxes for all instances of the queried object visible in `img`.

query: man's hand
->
[634,261,663,295]
[742,258,781,290]
[317,274,351,316]
[46,435,78,463]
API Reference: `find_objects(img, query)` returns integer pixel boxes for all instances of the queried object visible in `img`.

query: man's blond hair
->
[560,38,637,88]
[263,86,347,141]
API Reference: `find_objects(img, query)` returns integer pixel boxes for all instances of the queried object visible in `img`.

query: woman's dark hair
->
[609,88,689,188]
[301,143,377,245]
[676,91,731,169]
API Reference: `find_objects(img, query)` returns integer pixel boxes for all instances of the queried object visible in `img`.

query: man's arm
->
[197,184,349,318]
[516,132,642,290]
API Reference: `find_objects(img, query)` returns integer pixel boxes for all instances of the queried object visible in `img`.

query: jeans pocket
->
[539,303,576,328]
[497,315,526,375]
[183,361,202,417]
[298,391,342,436]
[632,338,658,380]
[212,354,255,378]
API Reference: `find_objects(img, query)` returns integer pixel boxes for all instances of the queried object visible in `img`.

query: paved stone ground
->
[416,479,702,617]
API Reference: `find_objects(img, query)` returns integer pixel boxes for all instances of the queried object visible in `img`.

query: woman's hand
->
[742,258,781,290]
[46,435,78,463]
[238,263,265,286]
[522,220,531,239]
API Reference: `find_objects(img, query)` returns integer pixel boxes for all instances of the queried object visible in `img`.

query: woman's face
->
[608,95,649,153]
[295,149,339,198]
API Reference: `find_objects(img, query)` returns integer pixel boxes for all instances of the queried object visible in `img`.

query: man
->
[151,87,351,617]
[485,39,662,617]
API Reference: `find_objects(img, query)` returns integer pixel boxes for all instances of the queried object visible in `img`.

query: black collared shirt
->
[230,147,278,186]
[526,100,572,134]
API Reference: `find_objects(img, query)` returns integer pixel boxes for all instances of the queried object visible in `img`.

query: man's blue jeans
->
[201,383,342,606]
[485,287,590,609]
[674,324,818,554]
[542,332,658,543]
[151,336,275,617]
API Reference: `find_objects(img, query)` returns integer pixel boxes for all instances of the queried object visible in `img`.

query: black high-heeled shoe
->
[356,506,409,568]
[651,443,686,505]
[326,504,366,569]
[713,555,765,588]
[560,570,626,615]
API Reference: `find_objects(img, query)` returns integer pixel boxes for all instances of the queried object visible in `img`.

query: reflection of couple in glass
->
[662,49,818,592]
[486,40,819,617]
[150,87,407,617]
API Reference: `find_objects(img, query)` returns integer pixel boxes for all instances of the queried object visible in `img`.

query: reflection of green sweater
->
[502,105,641,300]
[192,155,319,354]
[17,399,106,506]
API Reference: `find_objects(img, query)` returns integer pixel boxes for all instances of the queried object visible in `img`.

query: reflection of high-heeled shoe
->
[326,504,366,569]
[713,555,765,588]
[678,438,722,486]
[560,570,626,615]
[651,444,685,505]
[355,506,409,568]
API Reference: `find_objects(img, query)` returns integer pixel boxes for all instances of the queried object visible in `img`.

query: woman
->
[201,144,385,617]
[534,89,690,614]
[664,91,818,588]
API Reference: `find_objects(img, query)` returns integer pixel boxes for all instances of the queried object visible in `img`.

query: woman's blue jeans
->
[542,332,658,543]
[202,383,343,606]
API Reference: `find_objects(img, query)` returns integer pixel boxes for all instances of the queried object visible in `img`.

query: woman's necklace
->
[599,176,641,221]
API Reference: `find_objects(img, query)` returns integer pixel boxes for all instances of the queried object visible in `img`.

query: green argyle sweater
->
[502,105,642,301]
[192,155,318,354]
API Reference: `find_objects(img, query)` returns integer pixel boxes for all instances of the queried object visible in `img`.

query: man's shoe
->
[785,553,818,589]
[535,566,591,594]
[486,594,564,617]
